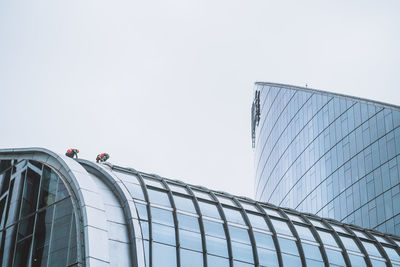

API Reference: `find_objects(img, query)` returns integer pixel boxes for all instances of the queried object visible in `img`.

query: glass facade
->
[2,146,400,266]
[0,159,79,267]
[110,166,400,267]
[252,82,400,235]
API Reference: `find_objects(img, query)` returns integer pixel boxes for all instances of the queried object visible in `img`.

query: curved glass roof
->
[107,164,400,267]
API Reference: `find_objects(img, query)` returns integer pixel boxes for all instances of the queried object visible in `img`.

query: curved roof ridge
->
[255,81,400,110]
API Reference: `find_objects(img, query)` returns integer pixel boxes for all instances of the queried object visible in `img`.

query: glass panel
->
[286,213,304,223]
[152,242,176,267]
[198,201,221,219]
[308,218,327,229]
[223,207,245,225]
[167,183,188,194]
[20,168,40,218]
[239,201,259,212]
[205,235,228,257]
[152,223,176,246]
[179,229,202,251]
[257,247,279,267]
[362,241,382,258]
[254,231,275,250]
[207,254,229,267]
[151,207,174,226]
[278,237,299,256]
[114,171,141,184]
[294,224,315,241]
[340,235,361,252]
[306,258,325,267]
[39,166,58,208]
[247,213,269,231]
[192,189,213,200]
[124,182,145,200]
[233,260,254,267]
[48,199,74,267]
[383,246,400,262]
[143,177,165,188]
[180,248,203,267]
[330,224,348,234]
[370,259,387,267]
[203,219,226,238]
[228,225,251,244]
[231,241,254,263]
[374,235,389,244]
[270,219,293,236]
[147,189,171,207]
[317,230,338,247]
[352,229,370,239]
[262,207,282,218]
[173,195,196,214]
[177,213,200,233]
[281,253,302,266]
[348,254,367,267]
[55,178,69,201]
[325,248,346,266]
[31,206,54,267]
[302,243,322,261]
[135,202,148,220]
[140,221,149,240]
[13,236,32,267]
[216,195,235,206]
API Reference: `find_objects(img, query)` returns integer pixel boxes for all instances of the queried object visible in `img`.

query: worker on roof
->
[65,148,79,159]
[96,153,110,163]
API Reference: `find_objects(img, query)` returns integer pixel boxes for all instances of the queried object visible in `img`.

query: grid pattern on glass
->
[107,165,400,267]
[0,160,79,267]
[254,83,400,236]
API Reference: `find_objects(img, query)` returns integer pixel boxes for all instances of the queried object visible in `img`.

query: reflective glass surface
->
[253,83,400,235]
[0,160,78,267]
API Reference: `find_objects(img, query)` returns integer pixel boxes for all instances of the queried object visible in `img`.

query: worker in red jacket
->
[96,153,110,163]
[65,148,79,158]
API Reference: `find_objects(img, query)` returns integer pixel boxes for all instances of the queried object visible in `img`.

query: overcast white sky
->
[0,0,399,198]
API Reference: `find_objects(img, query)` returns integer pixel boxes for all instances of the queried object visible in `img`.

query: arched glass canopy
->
[108,165,400,267]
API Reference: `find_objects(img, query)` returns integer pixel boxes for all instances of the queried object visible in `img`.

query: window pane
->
[339,236,360,252]
[151,207,174,226]
[32,206,54,267]
[348,254,367,267]
[302,243,322,261]
[168,183,188,194]
[152,242,176,267]
[254,231,275,250]
[199,201,221,219]
[177,213,200,233]
[257,247,279,267]
[370,259,386,267]
[247,213,269,231]
[228,225,251,244]
[207,254,229,267]
[203,219,226,238]
[39,166,58,208]
[383,246,400,262]
[179,229,202,251]
[270,219,293,236]
[294,225,315,241]
[262,207,282,218]
[231,241,254,263]
[317,231,338,247]
[205,235,228,257]
[180,249,203,267]
[152,223,175,245]
[20,168,40,218]
[223,207,245,225]
[135,202,148,220]
[216,195,236,206]
[125,182,145,200]
[278,237,299,256]
[147,189,171,207]
[233,260,254,267]
[143,177,165,188]
[281,253,302,266]
[362,241,382,258]
[325,249,345,266]
[192,189,213,200]
[114,171,141,184]
[173,195,196,214]
[239,201,259,212]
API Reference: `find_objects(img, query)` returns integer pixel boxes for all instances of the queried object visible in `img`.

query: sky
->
[0,0,399,198]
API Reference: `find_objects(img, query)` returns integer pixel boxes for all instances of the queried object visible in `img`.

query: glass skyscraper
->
[1,148,400,266]
[252,82,400,236]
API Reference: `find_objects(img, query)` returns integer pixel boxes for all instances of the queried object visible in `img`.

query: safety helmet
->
[76,149,80,153]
